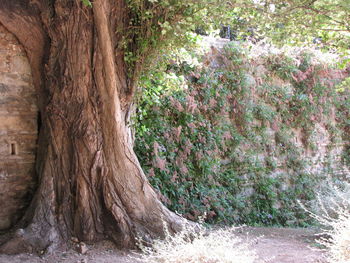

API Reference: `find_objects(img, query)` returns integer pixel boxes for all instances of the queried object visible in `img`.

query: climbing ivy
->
[134,41,349,226]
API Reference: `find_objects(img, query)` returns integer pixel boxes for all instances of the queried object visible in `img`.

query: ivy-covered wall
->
[135,41,350,226]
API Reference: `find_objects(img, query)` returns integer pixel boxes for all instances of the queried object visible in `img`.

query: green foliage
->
[84,0,349,89]
[135,42,349,226]
[120,0,229,82]
[81,0,92,7]
[231,0,350,54]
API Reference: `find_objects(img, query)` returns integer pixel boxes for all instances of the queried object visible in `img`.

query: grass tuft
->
[137,223,256,263]
[303,181,350,263]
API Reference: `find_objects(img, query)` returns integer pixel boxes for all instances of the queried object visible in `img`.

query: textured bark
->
[0,0,183,254]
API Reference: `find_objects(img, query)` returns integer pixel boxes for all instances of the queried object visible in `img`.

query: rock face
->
[0,24,38,230]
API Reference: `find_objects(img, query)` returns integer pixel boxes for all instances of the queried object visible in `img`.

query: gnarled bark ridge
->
[0,0,184,254]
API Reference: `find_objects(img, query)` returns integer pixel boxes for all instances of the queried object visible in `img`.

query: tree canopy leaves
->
[228,0,350,53]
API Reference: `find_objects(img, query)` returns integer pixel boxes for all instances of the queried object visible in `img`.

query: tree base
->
[0,226,62,255]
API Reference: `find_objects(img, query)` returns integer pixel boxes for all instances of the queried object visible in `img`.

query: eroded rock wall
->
[0,24,38,230]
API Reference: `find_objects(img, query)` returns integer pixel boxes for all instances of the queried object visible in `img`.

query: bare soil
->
[238,227,326,263]
[0,227,326,263]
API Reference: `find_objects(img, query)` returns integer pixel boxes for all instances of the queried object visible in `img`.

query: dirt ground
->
[239,227,326,263]
[0,227,326,263]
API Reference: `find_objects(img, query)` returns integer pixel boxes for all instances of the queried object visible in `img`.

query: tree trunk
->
[0,0,183,254]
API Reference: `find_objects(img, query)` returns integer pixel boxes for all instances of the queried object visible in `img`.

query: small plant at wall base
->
[302,181,350,263]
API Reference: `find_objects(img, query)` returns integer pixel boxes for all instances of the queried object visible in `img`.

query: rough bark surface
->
[0,0,183,254]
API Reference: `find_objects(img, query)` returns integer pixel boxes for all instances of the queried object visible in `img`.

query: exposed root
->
[0,226,61,255]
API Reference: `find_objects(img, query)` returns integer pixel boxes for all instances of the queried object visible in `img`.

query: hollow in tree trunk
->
[0,0,183,254]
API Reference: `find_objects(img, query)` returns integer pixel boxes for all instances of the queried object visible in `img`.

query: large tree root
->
[0,213,186,255]
[0,226,60,254]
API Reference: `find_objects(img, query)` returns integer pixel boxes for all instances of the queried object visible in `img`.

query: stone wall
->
[0,24,38,230]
